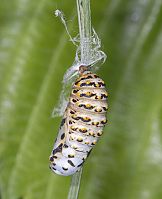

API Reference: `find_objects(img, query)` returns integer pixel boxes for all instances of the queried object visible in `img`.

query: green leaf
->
[0,0,162,199]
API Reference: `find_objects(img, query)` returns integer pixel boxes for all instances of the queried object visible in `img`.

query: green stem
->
[67,168,83,199]
[67,0,92,199]
[76,0,92,65]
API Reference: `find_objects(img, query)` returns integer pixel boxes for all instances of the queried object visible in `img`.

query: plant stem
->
[76,0,92,65]
[68,0,92,199]
[67,168,83,199]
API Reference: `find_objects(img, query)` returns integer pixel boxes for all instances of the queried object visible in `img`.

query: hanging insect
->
[49,65,108,176]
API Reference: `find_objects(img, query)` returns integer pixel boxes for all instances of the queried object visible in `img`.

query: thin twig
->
[67,168,83,199]
[76,0,92,64]
[67,0,92,199]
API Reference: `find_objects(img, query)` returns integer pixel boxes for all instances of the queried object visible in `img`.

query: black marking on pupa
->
[62,167,68,171]
[64,144,68,148]
[60,118,66,129]
[68,160,75,167]
[87,149,92,158]
[61,133,65,140]
[52,143,63,155]
[77,162,84,167]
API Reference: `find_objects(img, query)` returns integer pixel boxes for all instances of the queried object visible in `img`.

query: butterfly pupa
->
[49,65,108,176]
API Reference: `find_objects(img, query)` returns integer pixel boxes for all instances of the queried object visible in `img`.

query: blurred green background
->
[0,0,162,199]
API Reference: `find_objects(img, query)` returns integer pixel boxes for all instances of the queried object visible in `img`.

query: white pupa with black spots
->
[49,67,108,176]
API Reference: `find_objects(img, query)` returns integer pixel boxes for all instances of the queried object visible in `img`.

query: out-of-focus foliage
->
[0,0,162,198]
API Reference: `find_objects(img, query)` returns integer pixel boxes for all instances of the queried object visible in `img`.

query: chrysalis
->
[49,66,108,176]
